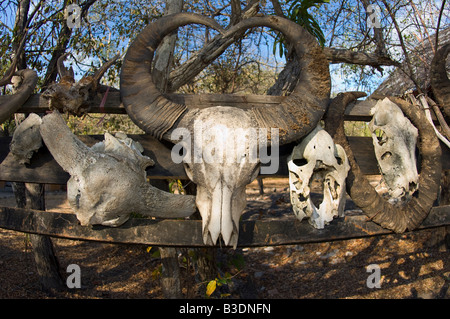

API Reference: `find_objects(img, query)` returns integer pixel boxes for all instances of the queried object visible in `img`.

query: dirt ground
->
[0,178,449,299]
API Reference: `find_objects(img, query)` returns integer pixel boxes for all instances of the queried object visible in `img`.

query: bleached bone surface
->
[10,113,43,164]
[368,98,419,200]
[174,106,261,248]
[288,125,350,228]
[40,111,196,227]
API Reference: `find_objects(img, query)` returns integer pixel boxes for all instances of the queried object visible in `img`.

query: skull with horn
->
[120,13,331,247]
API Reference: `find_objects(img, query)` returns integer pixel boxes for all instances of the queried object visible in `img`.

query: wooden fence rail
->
[0,93,448,246]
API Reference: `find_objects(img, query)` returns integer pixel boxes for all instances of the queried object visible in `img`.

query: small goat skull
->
[288,125,350,228]
[368,98,419,200]
[39,111,197,227]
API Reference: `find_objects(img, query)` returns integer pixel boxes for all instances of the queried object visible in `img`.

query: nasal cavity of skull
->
[310,169,327,208]
[374,128,388,146]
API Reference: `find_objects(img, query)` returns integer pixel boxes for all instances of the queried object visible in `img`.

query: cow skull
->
[120,13,331,247]
[173,106,261,247]
[288,125,350,228]
[368,97,419,200]
[39,111,197,227]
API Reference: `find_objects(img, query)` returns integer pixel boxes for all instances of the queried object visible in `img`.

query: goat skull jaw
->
[289,162,346,228]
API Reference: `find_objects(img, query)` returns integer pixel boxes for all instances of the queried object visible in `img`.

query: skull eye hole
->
[335,156,343,165]
[293,158,308,166]
[374,129,388,146]
[381,151,392,160]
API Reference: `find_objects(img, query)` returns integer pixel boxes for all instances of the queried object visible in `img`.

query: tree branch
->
[324,47,400,67]
[167,1,259,92]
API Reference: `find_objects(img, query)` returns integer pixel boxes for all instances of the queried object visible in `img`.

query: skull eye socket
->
[381,151,392,160]
[292,158,308,166]
[335,156,343,165]
[374,129,388,146]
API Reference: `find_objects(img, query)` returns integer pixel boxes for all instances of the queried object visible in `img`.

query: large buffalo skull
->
[288,125,349,228]
[368,97,419,201]
[120,13,331,247]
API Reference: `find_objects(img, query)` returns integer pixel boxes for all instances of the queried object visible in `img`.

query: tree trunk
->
[12,183,65,292]
[151,0,187,299]
[439,170,450,250]
[11,2,65,290]
[159,247,183,298]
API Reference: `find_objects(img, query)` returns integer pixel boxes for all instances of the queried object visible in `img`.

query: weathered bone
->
[40,111,196,227]
[325,92,441,233]
[288,125,349,228]
[120,13,331,247]
[10,113,43,164]
[368,97,419,201]
[42,53,119,116]
[175,106,261,248]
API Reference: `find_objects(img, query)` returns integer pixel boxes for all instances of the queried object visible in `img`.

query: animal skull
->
[368,98,419,200]
[39,111,197,227]
[174,106,261,247]
[288,125,350,228]
[120,13,331,247]
[10,113,43,164]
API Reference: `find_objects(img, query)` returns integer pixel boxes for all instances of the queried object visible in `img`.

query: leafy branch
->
[274,0,329,58]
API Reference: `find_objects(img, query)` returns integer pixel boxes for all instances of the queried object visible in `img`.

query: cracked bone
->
[39,111,196,227]
[368,98,419,200]
[10,113,43,164]
[173,106,261,248]
[288,125,350,228]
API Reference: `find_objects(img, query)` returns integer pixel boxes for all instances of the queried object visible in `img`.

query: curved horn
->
[40,110,98,177]
[324,92,442,233]
[225,16,331,144]
[120,13,224,140]
[430,43,450,118]
[0,69,37,124]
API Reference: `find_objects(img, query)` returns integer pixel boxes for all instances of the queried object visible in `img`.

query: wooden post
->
[13,182,64,292]
[159,247,182,298]
[440,170,450,250]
